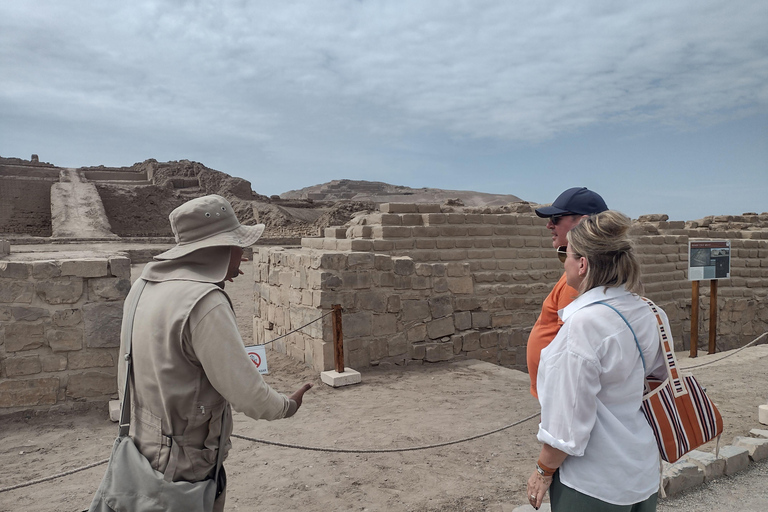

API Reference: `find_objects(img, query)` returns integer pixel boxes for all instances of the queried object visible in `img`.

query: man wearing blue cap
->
[526,187,608,398]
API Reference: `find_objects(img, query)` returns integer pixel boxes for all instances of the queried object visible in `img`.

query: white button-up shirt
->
[537,285,666,505]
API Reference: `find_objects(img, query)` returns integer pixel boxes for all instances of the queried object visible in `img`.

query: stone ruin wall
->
[254,204,768,373]
[0,177,56,237]
[0,255,130,413]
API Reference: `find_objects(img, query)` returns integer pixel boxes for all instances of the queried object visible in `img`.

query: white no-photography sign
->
[244,345,269,374]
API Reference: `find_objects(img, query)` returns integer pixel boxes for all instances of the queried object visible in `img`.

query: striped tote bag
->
[640,298,723,463]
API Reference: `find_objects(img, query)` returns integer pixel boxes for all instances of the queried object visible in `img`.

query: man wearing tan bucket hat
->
[116,195,312,511]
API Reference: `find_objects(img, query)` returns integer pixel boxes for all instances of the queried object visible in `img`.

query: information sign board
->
[688,240,731,281]
[244,344,269,374]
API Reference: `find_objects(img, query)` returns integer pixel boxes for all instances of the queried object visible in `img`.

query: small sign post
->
[688,240,731,356]
[244,344,269,374]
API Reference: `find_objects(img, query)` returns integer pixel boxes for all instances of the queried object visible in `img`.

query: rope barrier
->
[0,412,540,493]
[257,310,333,346]
[0,458,109,494]
[679,331,768,370]
[231,411,541,453]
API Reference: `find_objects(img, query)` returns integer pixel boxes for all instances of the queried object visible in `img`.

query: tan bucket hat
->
[155,194,265,260]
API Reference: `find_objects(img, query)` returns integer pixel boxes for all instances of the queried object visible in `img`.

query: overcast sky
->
[1,1,766,220]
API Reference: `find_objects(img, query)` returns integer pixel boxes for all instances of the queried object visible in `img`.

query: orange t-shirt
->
[526,273,579,398]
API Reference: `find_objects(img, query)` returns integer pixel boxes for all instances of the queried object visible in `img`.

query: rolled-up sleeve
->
[536,325,601,456]
[189,291,291,421]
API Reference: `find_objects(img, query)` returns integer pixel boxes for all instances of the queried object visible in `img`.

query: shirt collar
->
[559,285,632,322]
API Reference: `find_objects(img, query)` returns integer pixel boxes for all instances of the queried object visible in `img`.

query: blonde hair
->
[566,210,641,293]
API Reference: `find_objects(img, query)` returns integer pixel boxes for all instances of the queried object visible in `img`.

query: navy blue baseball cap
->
[535,187,608,218]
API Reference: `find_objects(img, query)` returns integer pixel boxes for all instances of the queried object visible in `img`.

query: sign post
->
[688,240,730,356]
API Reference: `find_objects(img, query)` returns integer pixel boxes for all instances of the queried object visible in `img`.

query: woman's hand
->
[526,471,552,510]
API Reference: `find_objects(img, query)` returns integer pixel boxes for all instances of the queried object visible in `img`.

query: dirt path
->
[50,168,117,238]
[0,262,766,512]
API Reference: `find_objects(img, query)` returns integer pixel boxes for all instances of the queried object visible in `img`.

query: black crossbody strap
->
[118,278,148,437]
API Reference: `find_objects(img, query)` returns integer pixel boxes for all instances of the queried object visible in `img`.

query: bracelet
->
[536,460,556,477]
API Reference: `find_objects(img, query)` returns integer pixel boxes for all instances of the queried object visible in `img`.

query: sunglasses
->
[556,245,568,263]
[550,213,576,226]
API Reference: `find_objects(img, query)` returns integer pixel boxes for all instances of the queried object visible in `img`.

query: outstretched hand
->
[289,383,313,410]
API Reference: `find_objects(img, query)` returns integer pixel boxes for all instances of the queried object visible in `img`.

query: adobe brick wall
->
[254,204,768,373]
[0,177,55,237]
[0,254,131,413]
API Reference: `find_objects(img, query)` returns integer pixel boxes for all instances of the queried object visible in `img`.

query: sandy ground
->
[1,260,767,512]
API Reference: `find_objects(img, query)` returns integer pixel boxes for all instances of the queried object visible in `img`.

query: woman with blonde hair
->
[526,210,666,511]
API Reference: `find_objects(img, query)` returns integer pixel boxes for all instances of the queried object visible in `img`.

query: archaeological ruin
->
[1,155,767,413]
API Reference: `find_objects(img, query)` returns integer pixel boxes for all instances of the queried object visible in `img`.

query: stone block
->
[0,240,9,255]
[0,378,59,407]
[472,311,492,329]
[47,327,84,352]
[52,308,82,327]
[68,350,115,370]
[427,316,455,339]
[718,445,750,475]
[347,252,375,269]
[663,461,704,496]
[387,295,401,313]
[480,331,499,348]
[0,280,35,303]
[760,404,768,425]
[406,324,427,343]
[732,436,768,461]
[454,311,472,331]
[684,449,725,480]
[346,348,370,368]
[4,323,45,352]
[11,306,50,321]
[749,428,768,438]
[31,261,62,279]
[83,301,124,348]
[60,259,109,278]
[0,261,30,279]
[108,256,132,279]
[342,311,372,338]
[0,306,9,321]
[387,333,407,356]
[66,371,116,398]
[402,299,430,322]
[462,331,481,352]
[380,203,417,213]
[428,295,453,318]
[40,354,68,372]
[5,355,42,377]
[417,204,441,213]
[88,278,132,301]
[325,227,348,238]
[447,276,474,294]
[393,257,415,276]
[425,342,454,362]
[36,277,84,304]
[371,314,397,335]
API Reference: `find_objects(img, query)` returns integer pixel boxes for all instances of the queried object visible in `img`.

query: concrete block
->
[663,461,704,496]
[321,368,362,387]
[732,436,768,461]
[760,404,768,425]
[109,400,121,422]
[684,449,725,480]
[749,428,768,438]
[718,445,750,475]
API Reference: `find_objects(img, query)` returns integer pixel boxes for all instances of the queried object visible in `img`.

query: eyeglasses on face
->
[556,245,568,263]
[550,213,576,226]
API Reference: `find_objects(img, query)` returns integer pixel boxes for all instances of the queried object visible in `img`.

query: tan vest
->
[119,279,233,483]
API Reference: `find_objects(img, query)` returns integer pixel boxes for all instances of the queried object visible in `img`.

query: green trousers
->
[550,470,658,512]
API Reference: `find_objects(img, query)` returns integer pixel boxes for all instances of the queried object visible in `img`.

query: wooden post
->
[332,304,344,373]
[709,280,718,354]
[691,281,699,358]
